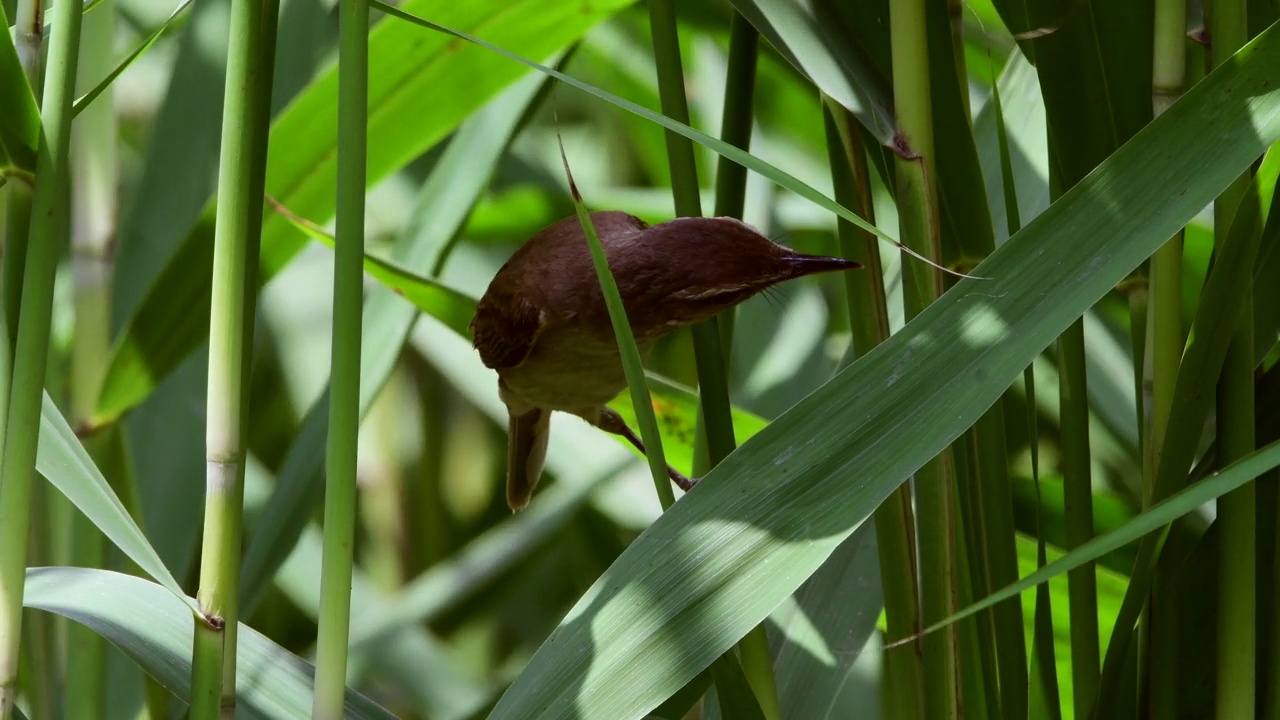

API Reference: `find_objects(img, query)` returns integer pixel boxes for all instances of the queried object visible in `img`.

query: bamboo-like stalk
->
[63,2,119,714]
[824,102,923,720]
[945,0,969,119]
[311,0,368,714]
[645,3,778,717]
[989,67,1061,718]
[1269,487,1280,720]
[691,11,758,476]
[887,0,960,717]
[1206,2,1255,715]
[1143,0,1187,713]
[0,3,41,712]
[1058,321,1100,712]
[188,0,279,712]
[4,0,42,337]
[646,0,735,467]
[0,0,83,712]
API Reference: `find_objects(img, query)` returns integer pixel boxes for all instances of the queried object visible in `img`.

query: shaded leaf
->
[23,567,396,719]
[483,24,1280,719]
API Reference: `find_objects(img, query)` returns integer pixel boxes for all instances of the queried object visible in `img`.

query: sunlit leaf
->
[482,24,1280,719]
[23,567,395,719]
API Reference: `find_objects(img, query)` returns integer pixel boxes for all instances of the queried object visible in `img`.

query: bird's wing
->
[470,295,547,370]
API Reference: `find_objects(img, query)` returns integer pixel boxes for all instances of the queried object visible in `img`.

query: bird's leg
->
[592,407,698,491]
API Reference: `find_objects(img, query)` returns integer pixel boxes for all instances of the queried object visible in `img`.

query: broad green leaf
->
[0,0,39,178]
[36,394,186,602]
[771,522,882,720]
[482,24,1280,719]
[725,0,896,144]
[95,0,632,425]
[23,567,396,719]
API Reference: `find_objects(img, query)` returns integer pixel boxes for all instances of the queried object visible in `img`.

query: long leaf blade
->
[484,23,1280,720]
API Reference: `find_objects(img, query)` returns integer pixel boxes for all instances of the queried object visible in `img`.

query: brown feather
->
[474,211,860,508]
[506,407,550,511]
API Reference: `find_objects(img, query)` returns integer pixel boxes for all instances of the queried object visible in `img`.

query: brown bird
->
[470,211,860,510]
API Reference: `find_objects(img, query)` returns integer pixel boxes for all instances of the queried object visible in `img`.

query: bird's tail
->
[507,407,551,511]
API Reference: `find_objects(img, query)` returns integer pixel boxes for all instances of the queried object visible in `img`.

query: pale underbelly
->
[498,331,647,414]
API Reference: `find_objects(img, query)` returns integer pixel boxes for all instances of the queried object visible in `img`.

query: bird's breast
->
[497,325,647,414]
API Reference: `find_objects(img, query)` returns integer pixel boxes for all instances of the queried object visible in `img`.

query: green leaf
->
[771,523,882,719]
[23,567,396,719]
[482,23,1280,719]
[725,0,897,144]
[94,0,632,425]
[35,395,186,602]
[0,0,39,178]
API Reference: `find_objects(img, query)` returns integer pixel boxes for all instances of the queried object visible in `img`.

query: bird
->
[470,211,860,510]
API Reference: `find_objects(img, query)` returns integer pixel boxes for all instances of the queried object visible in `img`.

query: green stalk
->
[955,156,1025,720]
[1094,144,1280,712]
[0,0,83,712]
[646,0,735,468]
[0,3,41,712]
[188,0,278,713]
[5,0,41,342]
[646,3,777,717]
[991,67,1060,718]
[1216,302,1256,714]
[888,1,960,717]
[559,156,674,508]
[945,0,969,119]
[1204,3,1255,716]
[824,101,923,720]
[1144,0,1187,712]
[711,15,757,223]
[691,11,758,476]
[63,2,119,714]
[311,0,368,714]
[20,482,54,720]
[1058,321,1101,712]
[1270,482,1280,720]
